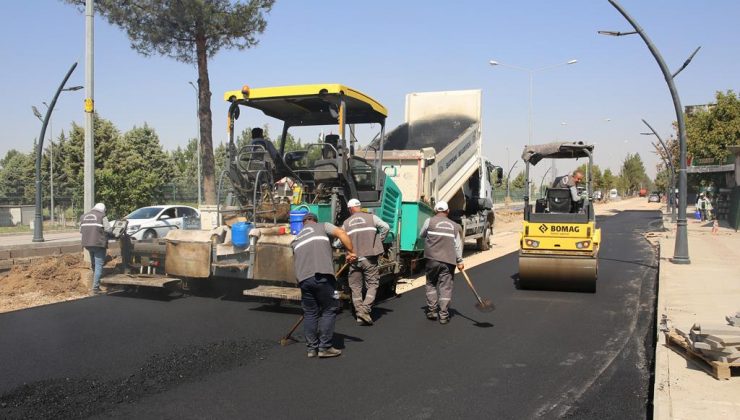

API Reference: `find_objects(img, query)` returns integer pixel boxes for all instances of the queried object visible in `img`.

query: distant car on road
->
[648,192,661,203]
[124,205,199,240]
[609,189,619,200]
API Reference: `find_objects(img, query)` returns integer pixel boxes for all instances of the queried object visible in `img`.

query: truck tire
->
[477,225,491,251]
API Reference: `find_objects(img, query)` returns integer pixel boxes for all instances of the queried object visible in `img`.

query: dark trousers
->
[300,273,340,351]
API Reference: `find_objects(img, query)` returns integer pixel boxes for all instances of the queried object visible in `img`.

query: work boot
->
[426,310,439,321]
[357,312,373,325]
[318,347,342,358]
[92,288,104,295]
[307,349,318,358]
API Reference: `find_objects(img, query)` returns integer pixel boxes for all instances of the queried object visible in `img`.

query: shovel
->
[460,268,495,313]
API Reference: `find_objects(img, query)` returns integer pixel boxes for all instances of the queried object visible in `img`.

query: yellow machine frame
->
[517,142,601,292]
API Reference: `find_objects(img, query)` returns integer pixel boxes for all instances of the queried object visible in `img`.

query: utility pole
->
[83,0,95,212]
[189,81,202,207]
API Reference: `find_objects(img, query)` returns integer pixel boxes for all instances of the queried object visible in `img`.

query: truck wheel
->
[143,229,157,240]
[477,226,491,251]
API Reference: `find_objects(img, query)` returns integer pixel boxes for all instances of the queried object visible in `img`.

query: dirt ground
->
[0,254,119,314]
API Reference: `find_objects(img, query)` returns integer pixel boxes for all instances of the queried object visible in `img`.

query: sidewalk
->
[0,231,80,250]
[653,210,740,419]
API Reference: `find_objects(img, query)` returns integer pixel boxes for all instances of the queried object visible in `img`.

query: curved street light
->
[488,59,578,145]
[600,0,700,264]
[641,119,676,222]
[32,86,83,230]
[31,63,79,242]
[505,161,519,203]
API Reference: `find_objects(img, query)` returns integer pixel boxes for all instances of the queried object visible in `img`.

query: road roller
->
[517,141,601,293]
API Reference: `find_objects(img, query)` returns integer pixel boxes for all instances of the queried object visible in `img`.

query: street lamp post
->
[31,63,80,242]
[641,119,676,222]
[33,104,54,225]
[188,81,202,207]
[44,102,54,226]
[33,88,83,231]
[489,59,578,145]
[505,161,518,204]
[600,0,700,264]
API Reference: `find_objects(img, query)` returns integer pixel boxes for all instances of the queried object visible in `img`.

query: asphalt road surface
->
[0,210,660,419]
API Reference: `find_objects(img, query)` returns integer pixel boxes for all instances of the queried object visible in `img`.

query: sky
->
[1,0,739,184]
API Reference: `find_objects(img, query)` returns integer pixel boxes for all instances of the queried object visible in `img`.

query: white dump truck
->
[372,89,502,251]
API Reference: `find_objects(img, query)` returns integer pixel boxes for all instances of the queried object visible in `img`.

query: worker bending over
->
[342,198,390,326]
[292,212,356,358]
[420,201,464,325]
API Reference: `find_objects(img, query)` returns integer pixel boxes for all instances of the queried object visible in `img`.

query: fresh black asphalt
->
[0,210,660,419]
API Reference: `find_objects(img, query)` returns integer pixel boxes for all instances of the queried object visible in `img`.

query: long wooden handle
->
[336,262,350,277]
[461,269,484,304]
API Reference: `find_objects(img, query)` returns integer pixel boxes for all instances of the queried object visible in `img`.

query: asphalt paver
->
[0,210,660,419]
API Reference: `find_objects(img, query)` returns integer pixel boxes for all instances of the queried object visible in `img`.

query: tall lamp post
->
[488,59,578,145]
[31,63,80,242]
[599,0,700,264]
[188,81,202,207]
[32,105,54,226]
[641,119,676,222]
[505,161,518,203]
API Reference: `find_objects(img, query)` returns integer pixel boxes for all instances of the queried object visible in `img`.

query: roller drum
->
[518,254,597,293]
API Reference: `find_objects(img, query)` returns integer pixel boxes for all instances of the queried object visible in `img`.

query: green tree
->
[63,0,276,205]
[618,153,649,196]
[602,169,615,194]
[686,90,740,164]
[0,149,35,204]
[170,138,198,185]
[56,114,121,213]
[97,125,172,218]
[576,163,603,190]
[654,168,671,193]
[169,138,203,204]
[511,170,527,189]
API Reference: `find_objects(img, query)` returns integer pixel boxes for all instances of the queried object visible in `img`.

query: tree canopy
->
[618,153,649,195]
[62,0,275,205]
[686,90,740,163]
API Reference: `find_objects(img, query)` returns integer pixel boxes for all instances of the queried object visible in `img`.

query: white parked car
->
[124,205,199,240]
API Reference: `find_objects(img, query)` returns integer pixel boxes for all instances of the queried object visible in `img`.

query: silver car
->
[124,205,199,240]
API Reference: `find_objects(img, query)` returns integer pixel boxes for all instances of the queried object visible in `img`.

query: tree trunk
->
[195,34,216,205]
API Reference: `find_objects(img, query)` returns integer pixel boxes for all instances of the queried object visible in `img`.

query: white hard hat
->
[347,198,362,208]
[434,201,449,212]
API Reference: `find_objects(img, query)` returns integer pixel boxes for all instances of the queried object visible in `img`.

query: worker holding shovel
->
[292,213,356,358]
[420,201,464,325]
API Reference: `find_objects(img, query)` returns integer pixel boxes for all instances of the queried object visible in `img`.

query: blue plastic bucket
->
[289,208,309,235]
[232,222,252,247]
